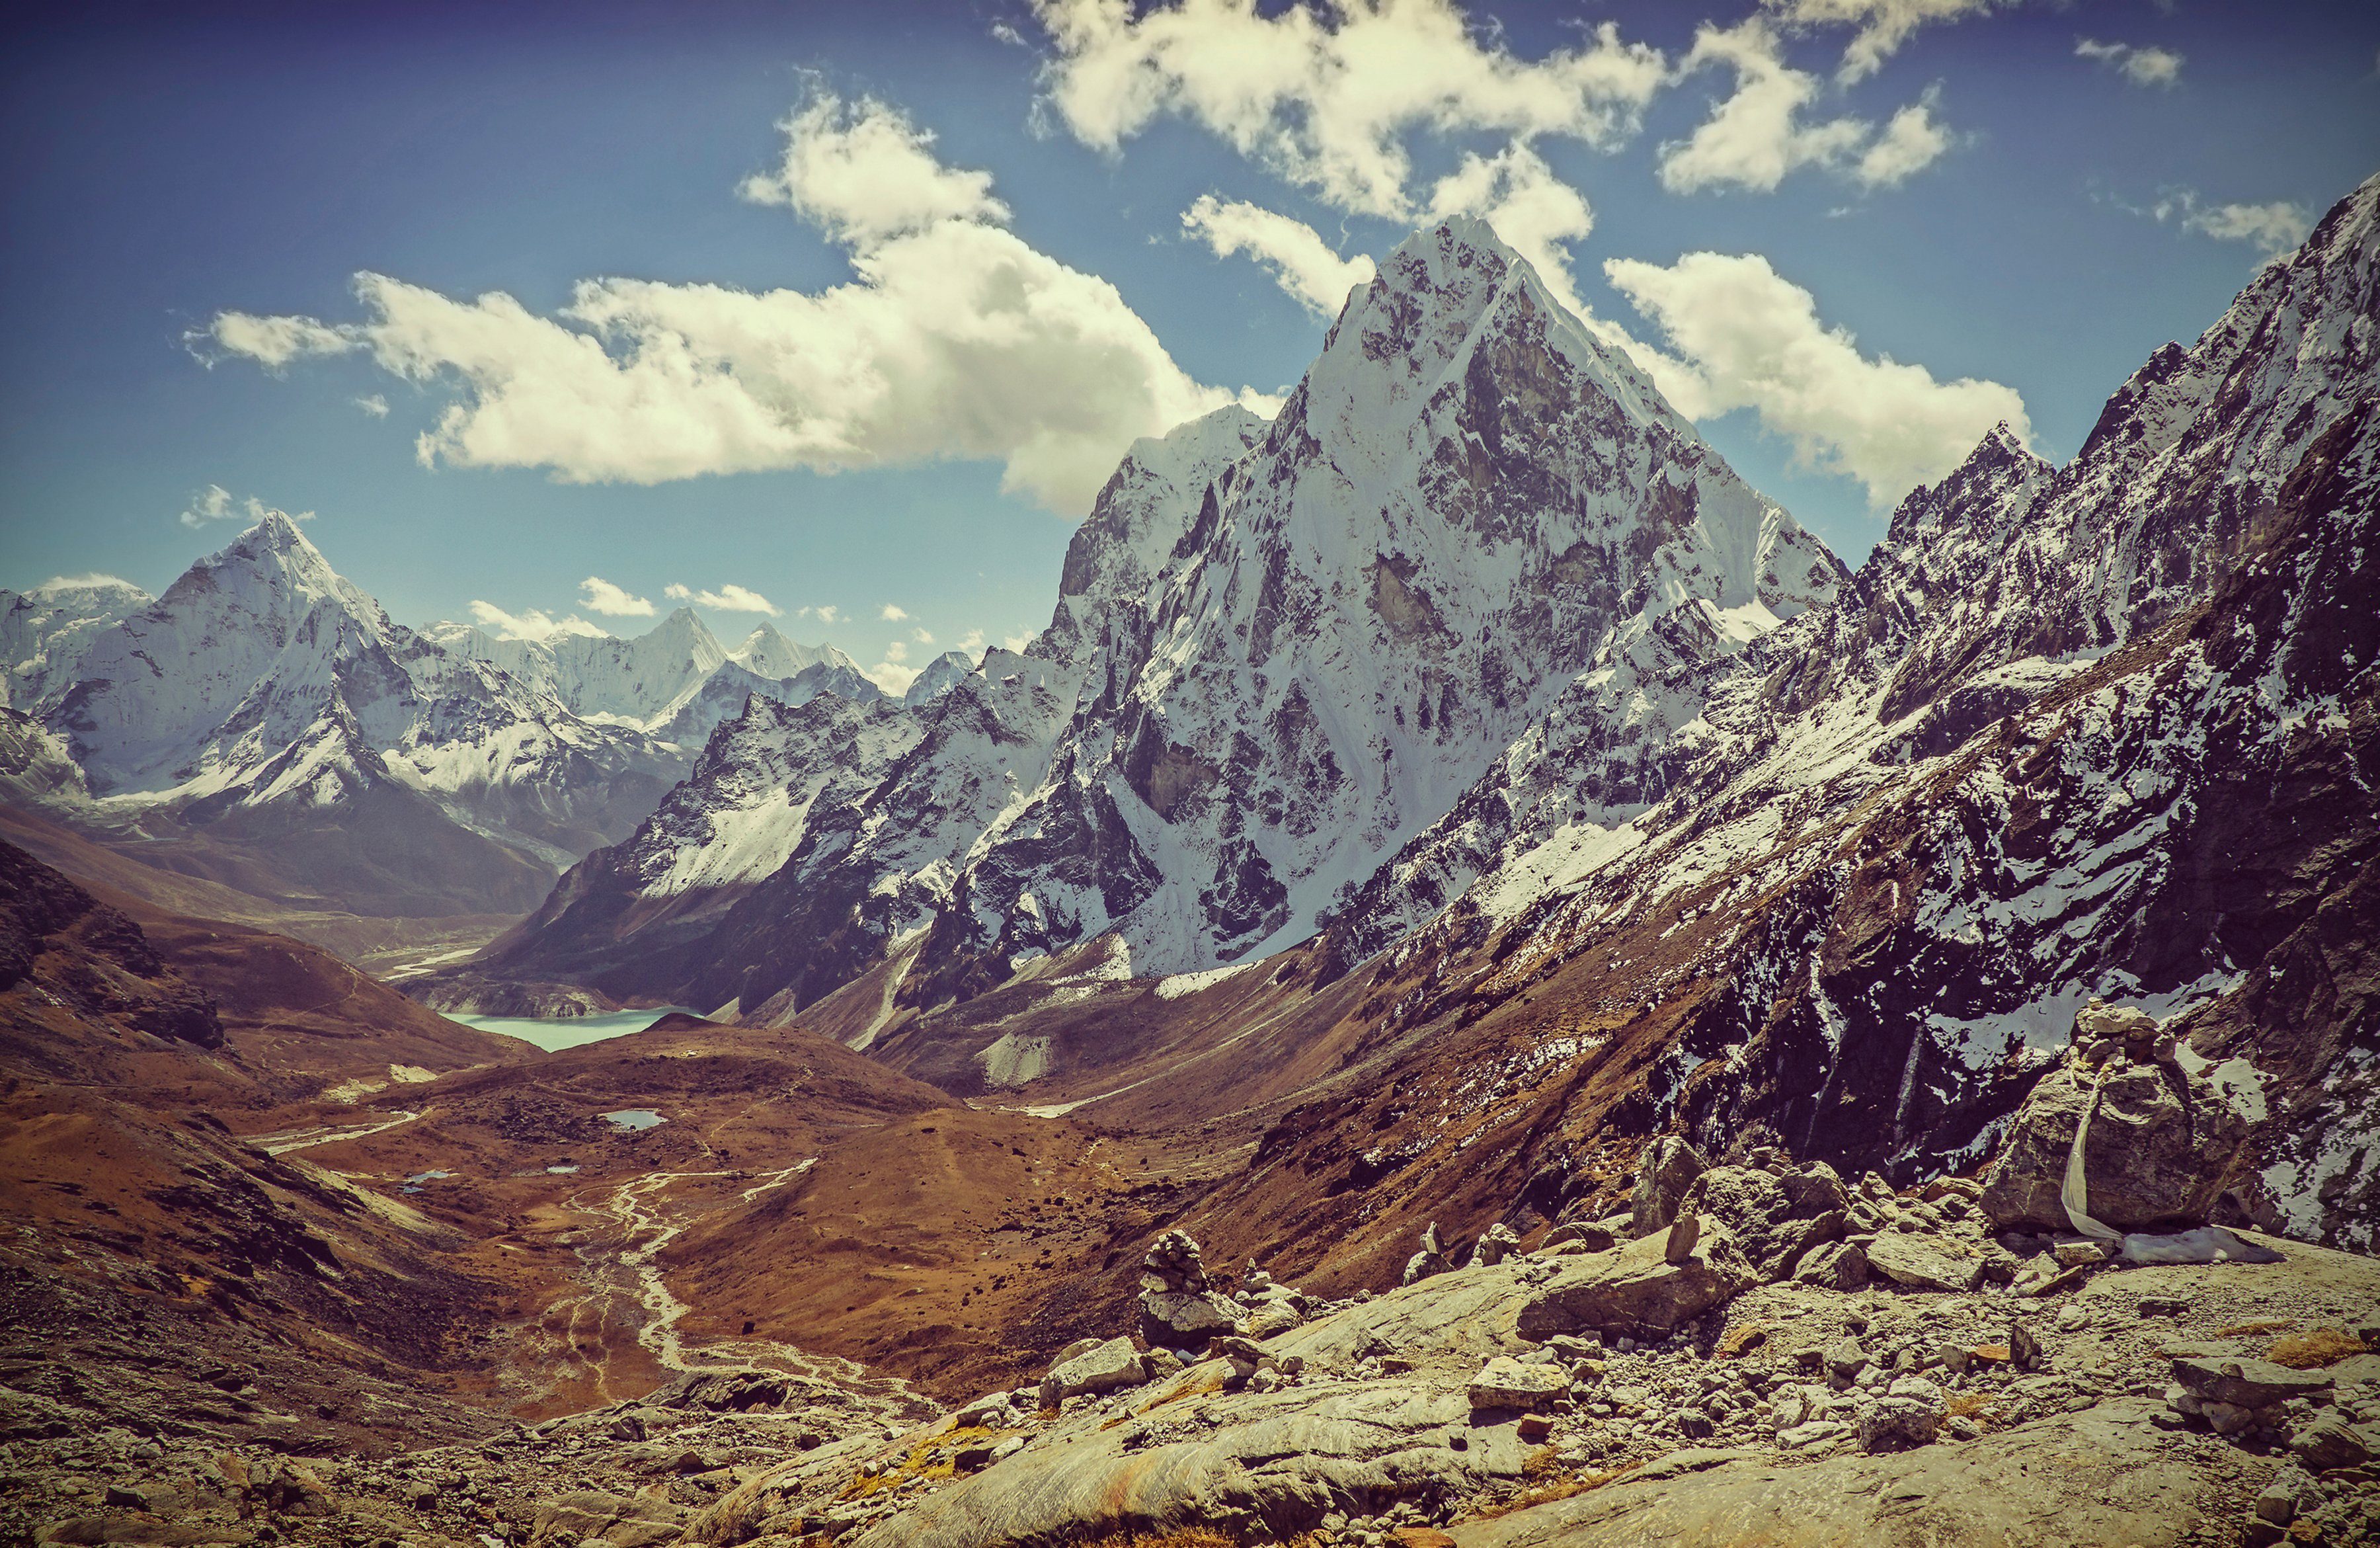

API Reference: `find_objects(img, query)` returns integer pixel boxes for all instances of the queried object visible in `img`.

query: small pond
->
[600,1109,666,1131]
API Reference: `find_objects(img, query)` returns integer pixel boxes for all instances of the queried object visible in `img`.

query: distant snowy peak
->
[729,622,856,680]
[2,575,154,711]
[902,651,976,708]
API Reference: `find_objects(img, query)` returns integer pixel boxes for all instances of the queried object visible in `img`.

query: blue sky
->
[2,0,2373,688]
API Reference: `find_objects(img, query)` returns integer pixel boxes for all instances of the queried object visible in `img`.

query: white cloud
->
[798,603,842,626]
[884,639,910,663]
[879,603,910,621]
[204,92,1264,516]
[863,659,920,694]
[355,393,389,418]
[2077,38,2184,89]
[179,484,315,530]
[912,626,936,645]
[2150,189,2311,258]
[1031,0,1667,220]
[468,600,605,643]
[1181,195,1376,318]
[664,581,781,614]
[1604,249,2032,509]
[1659,19,1950,195]
[1854,88,1950,188]
[577,575,654,617]
[1764,0,1999,84]
[956,628,987,656]
[1002,631,1035,653]
[205,313,354,370]
[738,89,1010,246]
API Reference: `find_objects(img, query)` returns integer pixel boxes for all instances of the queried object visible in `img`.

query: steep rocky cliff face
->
[489,218,1842,1016]
[1277,174,2380,1252]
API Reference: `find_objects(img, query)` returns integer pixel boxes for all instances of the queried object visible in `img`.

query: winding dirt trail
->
[252,1109,424,1154]
[532,1161,923,1420]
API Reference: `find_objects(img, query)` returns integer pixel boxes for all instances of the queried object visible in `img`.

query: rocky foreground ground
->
[7,1176,2377,1548]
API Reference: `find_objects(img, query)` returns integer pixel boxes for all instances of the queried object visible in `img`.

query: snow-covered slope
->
[485,217,1843,1014]
[424,612,879,749]
[483,691,925,994]
[903,651,976,708]
[1,576,153,711]
[729,622,860,682]
[8,516,686,912]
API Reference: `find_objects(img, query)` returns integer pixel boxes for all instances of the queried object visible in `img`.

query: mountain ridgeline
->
[6,178,2375,1254]
[464,181,2378,1248]
[0,528,947,920]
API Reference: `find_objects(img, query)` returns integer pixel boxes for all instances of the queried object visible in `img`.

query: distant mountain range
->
[7,177,2373,1254]
[0,521,965,918]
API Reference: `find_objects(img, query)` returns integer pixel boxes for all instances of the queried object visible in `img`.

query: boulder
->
[2169,1356,2332,1410]
[1402,1221,1456,1285]
[1679,1163,1848,1280]
[1043,1337,1147,1403]
[1468,1223,1522,1268]
[2288,1415,2376,1472]
[1979,1026,2250,1235]
[1243,1295,1304,1340]
[1518,1215,1758,1342]
[1863,1231,1987,1293]
[1468,1357,1571,1410]
[1140,1289,1243,1351]
[1791,1239,1868,1291]
[1856,1377,1946,1452]
[528,1490,688,1548]
[1631,1136,1708,1238]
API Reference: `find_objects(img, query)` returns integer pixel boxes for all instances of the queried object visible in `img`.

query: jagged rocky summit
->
[478,214,1843,1016]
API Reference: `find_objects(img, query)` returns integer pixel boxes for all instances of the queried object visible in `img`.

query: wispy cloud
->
[354,393,389,418]
[879,603,910,621]
[2077,38,2184,89]
[179,484,313,530]
[666,582,780,615]
[467,600,604,643]
[1032,0,1667,222]
[2145,188,2312,257]
[1181,196,1374,318]
[1659,19,1954,195]
[578,576,654,617]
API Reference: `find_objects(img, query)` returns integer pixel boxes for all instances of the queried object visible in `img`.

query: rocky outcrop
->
[1138,1229,1246,1352]
[1517,1215,1759,1342]
[1678,1161,1847,1280]
[1981,1004,2254,1235]
[1628,1136,1707,1239]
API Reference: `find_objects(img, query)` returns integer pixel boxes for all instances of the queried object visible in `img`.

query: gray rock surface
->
[1468,1358,1571,1411]
[849,1379,1528,1548]
[1518,1217,1759,1342]
[1630,1137,1708,1239]
[1454,1400,2231,1548]
[1980,1038,2250,1235]
[1680,1163,1848,1280]
[1041,1336,1146,1403]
